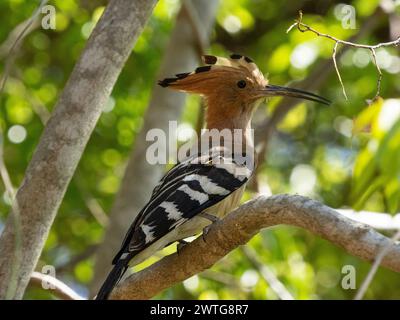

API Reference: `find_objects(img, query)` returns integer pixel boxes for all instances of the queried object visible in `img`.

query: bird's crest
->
[202,54,264,80]
[158,54,266,91]
[158,54,330,106]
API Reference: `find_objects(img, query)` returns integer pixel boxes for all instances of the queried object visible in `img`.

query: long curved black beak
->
[264,84,331,105]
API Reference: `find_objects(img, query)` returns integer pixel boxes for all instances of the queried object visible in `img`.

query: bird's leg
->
[199,213,220,243]
[176,239,190,255]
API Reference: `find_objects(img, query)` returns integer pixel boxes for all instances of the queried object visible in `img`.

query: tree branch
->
[355,229,400,300]
[200,270,243,291]
[240,246,294,300]
[287,11,400,100]
[0,0,158,299]
[29,272,84,300]
[109,194,400,300]
[250,7,386,189]
[0,0,48,94]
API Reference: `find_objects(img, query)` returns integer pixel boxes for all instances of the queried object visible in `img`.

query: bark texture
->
[0,0,158,299]
[29,272,84,300]
[90,0,219,295]
[109,194,400,300]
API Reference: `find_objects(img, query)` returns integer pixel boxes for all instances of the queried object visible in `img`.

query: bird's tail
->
[95,262,127,300]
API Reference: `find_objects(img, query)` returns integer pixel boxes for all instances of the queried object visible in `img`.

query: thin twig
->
[200,270,244,291]
[287,11,400,100]
[249,7,384,190]
[354,229,400,300]
[333,42,348,100]
[369,48,382,100]
[0,128,22,299]
[56,245,98,274]
[241,246,294,300]
[0,0,48,95]
[0,130,15,198]
[0,14,44,258]
[15,88,109,227]
[13,68,51,124]
[29,272,84,300]
[0,17,40,60]
[73,172,109,227]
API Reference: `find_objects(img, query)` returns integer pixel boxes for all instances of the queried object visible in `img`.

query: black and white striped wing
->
[112,154,251,264]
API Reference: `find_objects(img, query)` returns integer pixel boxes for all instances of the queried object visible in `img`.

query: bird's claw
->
[176,239,189,255]
[202,225,212,243]
[199,213,220,243]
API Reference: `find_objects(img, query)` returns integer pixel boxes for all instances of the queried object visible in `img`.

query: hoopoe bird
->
[96,54,330,299]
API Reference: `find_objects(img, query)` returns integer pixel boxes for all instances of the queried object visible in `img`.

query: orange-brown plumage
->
[158,54,329,135]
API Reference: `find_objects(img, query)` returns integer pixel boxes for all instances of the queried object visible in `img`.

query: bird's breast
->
[205,184,246,219]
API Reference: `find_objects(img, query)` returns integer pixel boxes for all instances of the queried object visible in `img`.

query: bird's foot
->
[199,213,220,243]
[176,239,189,255]
[202,225,211,243]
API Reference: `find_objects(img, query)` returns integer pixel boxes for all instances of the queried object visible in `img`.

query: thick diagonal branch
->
[110,194,400,300]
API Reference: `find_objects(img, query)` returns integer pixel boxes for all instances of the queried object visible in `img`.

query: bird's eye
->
[237,80,246,89]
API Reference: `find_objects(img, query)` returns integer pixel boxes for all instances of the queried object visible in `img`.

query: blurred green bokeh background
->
[0,0,399,299]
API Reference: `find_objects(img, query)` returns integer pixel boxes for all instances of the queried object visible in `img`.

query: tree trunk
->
[0,0,158,299]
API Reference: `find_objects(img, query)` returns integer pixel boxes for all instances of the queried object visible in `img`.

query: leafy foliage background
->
[0,0,399,299]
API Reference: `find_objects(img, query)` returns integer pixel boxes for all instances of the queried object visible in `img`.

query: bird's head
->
[159,54,330,129]
[159,54,330,106]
